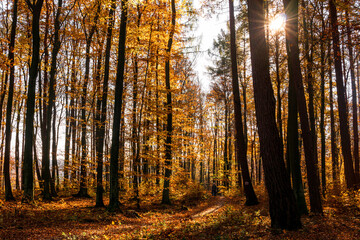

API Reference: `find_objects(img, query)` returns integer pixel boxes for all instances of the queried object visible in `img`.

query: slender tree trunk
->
[4,0,18,201]
[161,0,176,205]
[108,0,128,211]
[329,0,357,188]
[42,0,63,200]
[274,35,283,153]
[288,71,308,215]
[23,0,44,202]
[95,0,115,208]
[345,7,359,181]
[64,83,70,187]
[283,0,323,214]
[302,0,317,171]
[51,103,58,196]
[320,4,326,195]
[230,0,258,205]
[15,101,22,190]
[76,1,101,198]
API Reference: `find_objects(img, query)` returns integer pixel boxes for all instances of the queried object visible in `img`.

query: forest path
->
[192,196,226,219]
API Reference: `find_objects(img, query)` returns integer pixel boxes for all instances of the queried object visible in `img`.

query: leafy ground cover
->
[1,187,360,239]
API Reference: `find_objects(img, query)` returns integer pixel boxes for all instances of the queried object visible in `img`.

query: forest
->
[0,0,360,239]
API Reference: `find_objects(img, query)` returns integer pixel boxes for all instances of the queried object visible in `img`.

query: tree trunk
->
[76,1,101,198]
[283,0,323,214]
[320,3,326,195]
[230,0,258,206]
[108,0,128,211]
[329,0,357,188]
[4,0,18,201]
[288,71,308,215]
[95,0,115,208]
[248,0,301,229]
[23,0,44,202]
[345,7,359,181]
[161,0,176,205]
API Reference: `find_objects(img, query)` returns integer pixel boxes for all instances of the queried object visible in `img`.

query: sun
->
[269,14,286,33]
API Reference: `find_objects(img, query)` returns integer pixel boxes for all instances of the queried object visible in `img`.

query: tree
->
[247,0,301,229]
[283,0,322,214]
[229,0,258,206]
[162,0,176,205]
[23,0,44,202]
[329,0,357,189]
[108,0,129,211]
[4,0,18,201]
[345,2,359,181]
[41,0,64,200]
[95,0,116,208]
[75,0,101,198]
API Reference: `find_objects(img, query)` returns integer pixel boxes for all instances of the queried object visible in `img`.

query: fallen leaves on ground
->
[1,188,360,239]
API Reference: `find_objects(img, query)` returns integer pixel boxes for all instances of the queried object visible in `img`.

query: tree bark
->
[283,0,323,214]
[345,6,359,181]
[108,0,128,211]
[329,0,357,188]
[23,0,44,202]
[4,0,18,201]
[95,0,116,208]
[248,0,301,229]
[161,0,176,205]
[229,0,258,205]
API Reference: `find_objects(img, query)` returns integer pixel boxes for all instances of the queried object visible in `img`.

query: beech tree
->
[229,0,258,206]
[247,0,301,229]
[23,0,44,202]
[329,0,357,189]
[283,0,322,214]
[4,0,18,201]
[162,0,176,205]
[108,0,128,211]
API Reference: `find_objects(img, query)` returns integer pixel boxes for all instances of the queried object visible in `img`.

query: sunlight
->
[269,14,286,33]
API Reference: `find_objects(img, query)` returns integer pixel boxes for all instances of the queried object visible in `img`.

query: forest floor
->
[1,187,360,239]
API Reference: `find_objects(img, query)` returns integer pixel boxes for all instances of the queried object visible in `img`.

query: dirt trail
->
[192,196,226,219]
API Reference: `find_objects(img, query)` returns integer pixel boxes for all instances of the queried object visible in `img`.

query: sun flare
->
[269,14,286,33]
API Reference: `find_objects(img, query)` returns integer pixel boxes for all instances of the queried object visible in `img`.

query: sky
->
[192,0,229,92]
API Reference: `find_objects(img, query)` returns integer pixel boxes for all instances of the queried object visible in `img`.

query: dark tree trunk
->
[161,0,176,205]
[274,34,284,153]
[95,0,116,208]
[4,0,18,201]
[320,3,326,195]
[248,0,301,229]
[287,71,308,215]
[108,0,128,211]
[230,0,258,206]
[42,0,63,200]
[345,7,359,181]
[329,0,357,188]
[23,0,44,202]
[41,0,52,201]
[283,0,323,214]
[302,0,317,172]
